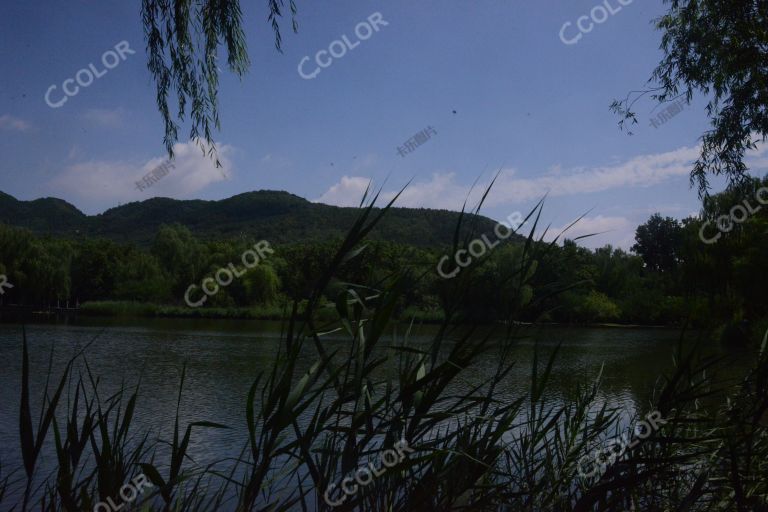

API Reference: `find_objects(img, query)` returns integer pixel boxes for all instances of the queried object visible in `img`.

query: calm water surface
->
[0,317,753,506]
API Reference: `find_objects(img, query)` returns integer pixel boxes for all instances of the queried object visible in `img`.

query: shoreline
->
[0,302,683,330]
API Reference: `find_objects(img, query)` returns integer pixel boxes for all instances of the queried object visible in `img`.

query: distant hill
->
[0,191,87,234]
[0,190,517,247]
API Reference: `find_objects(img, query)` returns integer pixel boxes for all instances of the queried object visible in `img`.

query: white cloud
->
[315,145,702,210]
[313,176,373,206]
[746,142,768,172]
[82,107,126,128]
[48,140,233,211]
[313,145,711,250]
[0,114,32,132]
[543,215,636,250]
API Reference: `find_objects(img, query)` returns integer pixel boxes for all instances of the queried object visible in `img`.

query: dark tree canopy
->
[612,0,768,196]
[141,0,298,165]
[632,213,683,274]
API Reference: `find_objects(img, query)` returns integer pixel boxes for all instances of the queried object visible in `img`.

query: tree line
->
[1,177,766,333]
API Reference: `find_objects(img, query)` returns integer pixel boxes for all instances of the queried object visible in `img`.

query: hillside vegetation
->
[0,179,766,335]
[0,190,505,246]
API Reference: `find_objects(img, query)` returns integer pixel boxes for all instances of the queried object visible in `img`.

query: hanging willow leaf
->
[140,0,298,164]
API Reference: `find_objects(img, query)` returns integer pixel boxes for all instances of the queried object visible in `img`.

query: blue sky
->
[0,0,761,248]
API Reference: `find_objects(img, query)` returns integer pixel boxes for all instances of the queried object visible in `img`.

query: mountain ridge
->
[0,190,515,247]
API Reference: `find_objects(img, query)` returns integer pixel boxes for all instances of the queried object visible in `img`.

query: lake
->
[0,318,755,507]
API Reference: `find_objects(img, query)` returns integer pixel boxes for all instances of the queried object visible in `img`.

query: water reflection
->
[0,319,751,507]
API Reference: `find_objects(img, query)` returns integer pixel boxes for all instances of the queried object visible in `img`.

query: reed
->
[4,186,767,511]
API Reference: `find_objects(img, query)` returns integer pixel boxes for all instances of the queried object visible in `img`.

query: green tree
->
[632,214,683,275]
[579,290,622,323]
[70,239,125,302]
[612,0,768,195]
[151,224,207,296]
[113,249,173,302]
[241,264,281,305]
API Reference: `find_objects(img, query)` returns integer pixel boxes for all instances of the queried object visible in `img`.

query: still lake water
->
[0,317,755,506]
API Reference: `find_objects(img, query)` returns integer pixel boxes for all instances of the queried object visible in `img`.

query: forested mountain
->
[0,190,508,246]
[0,191,86,233]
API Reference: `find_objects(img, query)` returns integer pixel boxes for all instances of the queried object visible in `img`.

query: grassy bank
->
[79,300,287,320]
[78,300,449,323]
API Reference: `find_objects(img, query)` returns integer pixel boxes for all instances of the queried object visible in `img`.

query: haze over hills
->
[0,190,513,247]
